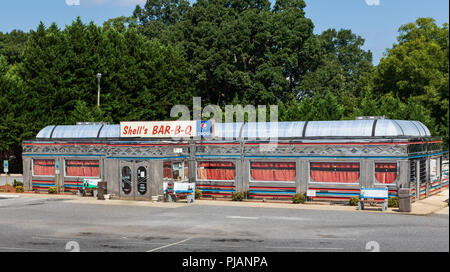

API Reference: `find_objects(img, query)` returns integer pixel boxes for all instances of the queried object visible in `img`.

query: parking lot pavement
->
[0,194,448,252]
[1,189,448,216]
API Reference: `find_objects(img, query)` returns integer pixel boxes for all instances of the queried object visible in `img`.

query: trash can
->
[97,181,107,200]
[398,188,411,212]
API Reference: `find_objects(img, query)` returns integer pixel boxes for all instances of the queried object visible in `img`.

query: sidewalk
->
[1,189,448,216]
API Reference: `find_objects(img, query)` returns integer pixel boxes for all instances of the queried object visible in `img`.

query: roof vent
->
[355,116,386,120]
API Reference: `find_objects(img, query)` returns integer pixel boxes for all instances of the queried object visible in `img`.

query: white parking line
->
[226,216,259,220]
[264,246,344,250]
[146,237,192,252]
[0,246,44,251]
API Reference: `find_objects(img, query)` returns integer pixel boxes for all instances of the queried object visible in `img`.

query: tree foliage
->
[374,18,448,146]
[0,0,448,172]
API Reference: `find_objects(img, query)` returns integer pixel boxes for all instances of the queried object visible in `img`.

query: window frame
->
[32,158,56,177]
[249,160,296,183]
[374,161,399,185]
[163,160,189,181]
[63,158,101,178]
[308,161,361,185]
[196,160,236,182]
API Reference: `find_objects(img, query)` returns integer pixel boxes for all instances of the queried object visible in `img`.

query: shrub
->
[15,186,24,193]
[349,196,360,206]
[388,197,399,208]
[48,187,58,194]
[13,180,23,188]
[231,191,245,201]
[195,189,202,199]
[244,190,250,199]
[292,193,306,204]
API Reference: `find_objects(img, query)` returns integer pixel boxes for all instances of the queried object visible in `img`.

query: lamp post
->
[97,73,102,107]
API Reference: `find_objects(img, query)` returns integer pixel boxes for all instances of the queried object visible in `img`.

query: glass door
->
[136,160,149,198]
[120,161,135,199]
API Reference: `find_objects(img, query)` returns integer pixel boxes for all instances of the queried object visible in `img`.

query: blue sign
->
[3,160,7,173]
[196,120,214,137]
[360,187,388,200]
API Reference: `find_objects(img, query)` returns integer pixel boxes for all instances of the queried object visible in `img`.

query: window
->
[121,166,132,195]
[375,163,397,184]
[419,158,426,183]
[65,160,100,177]
[430,158,438,179]
[197,161,235,181]
[33,159,55,176]
[250,162,296,182]
[310,162,360,183]
[409,160,416,183]
[137,166,147,195]
[163,161,188,181]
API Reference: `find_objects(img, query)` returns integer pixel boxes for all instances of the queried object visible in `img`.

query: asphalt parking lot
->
[0,196,448,252]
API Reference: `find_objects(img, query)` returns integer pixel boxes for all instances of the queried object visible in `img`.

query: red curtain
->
[65,160,99,177]
[197,161,235,181]
[375,163,397,184]
[163,161,173,179]
[184,165,189,180]
[310,162,359,183]
[251,162,296,181]
[33,159,55,176]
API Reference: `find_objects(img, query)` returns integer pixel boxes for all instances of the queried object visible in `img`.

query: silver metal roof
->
[36,125,55,139]
[36,119,432,139]
[98,124,120,138]
[214,122,244,139]
[304,120,374,137]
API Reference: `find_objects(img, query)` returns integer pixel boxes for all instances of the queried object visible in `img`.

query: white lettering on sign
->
[120,121,197,138]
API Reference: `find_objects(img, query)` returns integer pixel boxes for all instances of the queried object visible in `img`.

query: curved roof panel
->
[241,122,306,139]
[51,125,103,139]
[35,119,432,139]
[374,120,430,137]
[305,120,374,137]
[412,121,430,136]
[214,122,244,139]
[374,119,402,137]
[98,125,120,138]
[36,125,55,139]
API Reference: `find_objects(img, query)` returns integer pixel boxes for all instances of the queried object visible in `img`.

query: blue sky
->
[0,0,448,65]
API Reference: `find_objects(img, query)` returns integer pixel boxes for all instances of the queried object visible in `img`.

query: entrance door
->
[119,160,150,200]
[120,160,134,199]
[135,160,149,200]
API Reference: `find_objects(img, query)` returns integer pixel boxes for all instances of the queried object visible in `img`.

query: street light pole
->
[97,73,102,107]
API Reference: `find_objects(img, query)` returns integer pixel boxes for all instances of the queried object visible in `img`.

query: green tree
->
[134,0,320,106]
[0,30,28,64]
[0,55,24,172]
[299,29,374,117]
[374,18,448,146]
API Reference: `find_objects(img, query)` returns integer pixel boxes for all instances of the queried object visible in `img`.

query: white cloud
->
[365,0,380,6]
[66,0,81,5]
[116,0,146,7]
